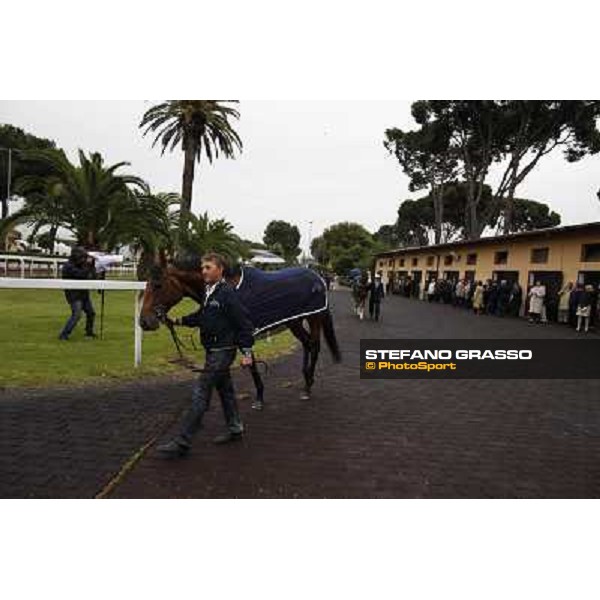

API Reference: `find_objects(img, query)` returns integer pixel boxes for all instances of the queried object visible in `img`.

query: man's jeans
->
[60,297,96,338]
[369,299,381,321]
[179,348,243,444]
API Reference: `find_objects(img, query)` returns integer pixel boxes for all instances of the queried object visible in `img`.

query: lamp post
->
[0,147,15,220]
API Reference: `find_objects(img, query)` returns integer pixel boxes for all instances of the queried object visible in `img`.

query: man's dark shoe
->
[85,332,98,338]
[213,431,243,445]
[156,438,190,458]
[58,334,69,341]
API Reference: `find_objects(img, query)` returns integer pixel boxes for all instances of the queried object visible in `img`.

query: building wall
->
[375,226,600,302]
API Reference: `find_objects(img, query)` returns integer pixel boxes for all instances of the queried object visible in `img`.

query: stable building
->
[374,221,600,319]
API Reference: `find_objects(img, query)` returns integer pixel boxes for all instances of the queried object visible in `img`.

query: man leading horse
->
[154,252,255,457]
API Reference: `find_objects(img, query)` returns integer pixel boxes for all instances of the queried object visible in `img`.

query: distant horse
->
[139,258,341,406]
[351,276,369,320]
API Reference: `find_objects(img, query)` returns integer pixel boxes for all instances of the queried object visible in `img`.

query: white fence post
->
[134,290,142,368]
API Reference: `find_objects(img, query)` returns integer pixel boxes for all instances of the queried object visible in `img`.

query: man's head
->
[70,246,88,265]
[201,252,228,284]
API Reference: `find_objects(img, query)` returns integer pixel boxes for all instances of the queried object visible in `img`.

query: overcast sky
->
[2,100,600,252]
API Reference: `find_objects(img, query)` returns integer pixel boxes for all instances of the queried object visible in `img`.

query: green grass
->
[0,289,296,388]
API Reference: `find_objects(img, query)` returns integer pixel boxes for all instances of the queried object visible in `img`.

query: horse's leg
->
[301,316,321,400]
[288,320,312,400]
[249,352,265,411]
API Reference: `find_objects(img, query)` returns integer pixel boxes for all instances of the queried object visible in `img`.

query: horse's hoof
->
[251,401,264,411]
[300,391,311,401]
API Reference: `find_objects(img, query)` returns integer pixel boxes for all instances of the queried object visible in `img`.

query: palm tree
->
[1,148,146,251]
[121,191,180,279]
[139,101,242,237]
[179,212,247,263]
[10,174,68,253]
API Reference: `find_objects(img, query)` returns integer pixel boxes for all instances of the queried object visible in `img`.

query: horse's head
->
[139,264,204,331]
[139,265,182,331]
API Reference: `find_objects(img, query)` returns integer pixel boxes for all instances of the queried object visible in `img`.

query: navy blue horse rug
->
[235,267,328,334]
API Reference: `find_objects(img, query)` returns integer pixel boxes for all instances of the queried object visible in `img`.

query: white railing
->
[0,277,147,367]
[0,254,138,278]
[0,254,67,278]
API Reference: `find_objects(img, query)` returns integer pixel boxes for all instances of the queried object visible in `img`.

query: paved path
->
[112,291,600,498]
[2,290,599,498]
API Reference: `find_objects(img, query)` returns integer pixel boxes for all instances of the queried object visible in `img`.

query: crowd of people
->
[423,277,523,318]
[391,275,599,333]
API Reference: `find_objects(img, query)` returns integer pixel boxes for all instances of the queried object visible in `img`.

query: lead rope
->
[163,316,269,375]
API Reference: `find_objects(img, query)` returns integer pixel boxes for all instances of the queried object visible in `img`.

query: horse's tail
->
[322,309,341,363]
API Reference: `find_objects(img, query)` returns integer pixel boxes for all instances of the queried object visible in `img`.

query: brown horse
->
[139,260,341,406]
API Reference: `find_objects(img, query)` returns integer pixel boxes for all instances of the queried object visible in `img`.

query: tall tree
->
[2,148,146,250]
[0,124,56,228]
[409,101,600,238]
[318,222,376,274]
[112,190,180,278]
[139,101,242,238]
[378,187,561,247]
[385,115,457,244]
[500,198,561,233]
[494,101,600,232]
[179,212,247,264]
[310,235,330,265]
[11,173,66,253]
[263,220,301,263]
[373,224,400,249]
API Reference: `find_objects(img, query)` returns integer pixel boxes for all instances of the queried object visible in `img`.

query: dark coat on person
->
[368,281,385,303]
[181,281,254,352]
[62,259,96,303]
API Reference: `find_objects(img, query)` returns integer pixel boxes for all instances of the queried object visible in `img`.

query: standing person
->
[528,280,546,324]
[472,281,484,315]
[463,280,473,309]
[496,280,510,317]
[575,285,594,333]
[482,280,491,314]
[157,253,255,457]
[508,281,523,317]
[59,247,97,340]
[368,274,385,321]
[590,284,599,329]
[558,282,574,324]
[568,283,581,328]
[454,279,465,307]
[427,278,436,302]
[486,281,499,316]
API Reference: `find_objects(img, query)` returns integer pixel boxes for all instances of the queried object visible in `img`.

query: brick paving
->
[2,290,600,498]
[112,291,600,498]
[0,376,193,498]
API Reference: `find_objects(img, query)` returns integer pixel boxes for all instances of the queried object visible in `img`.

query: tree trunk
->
[49,224,58,254]
[1,198,7,220]
[465,180,479,240]
[432,186,444,244]
[503,183,518,234]
[179,136,197,242]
